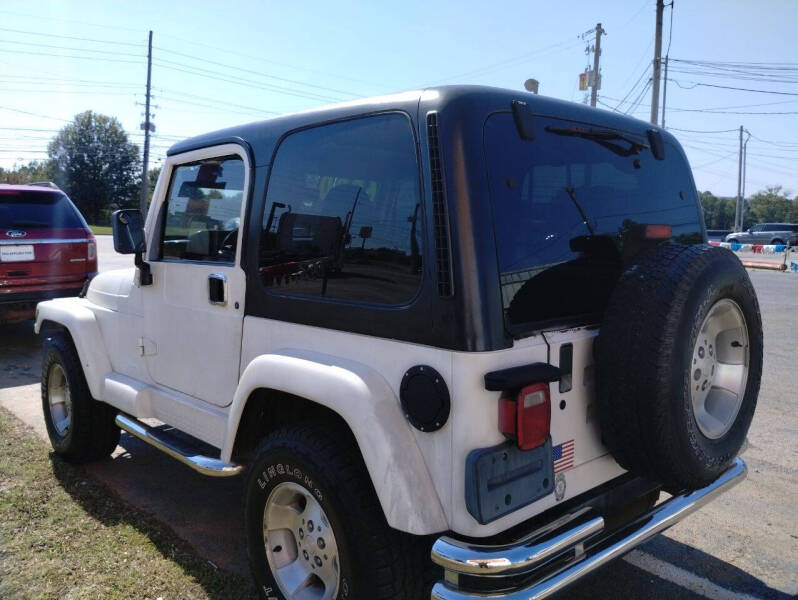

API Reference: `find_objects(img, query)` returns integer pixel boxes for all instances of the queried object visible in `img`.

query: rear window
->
[0,190,85,229]
[485,112,703,334]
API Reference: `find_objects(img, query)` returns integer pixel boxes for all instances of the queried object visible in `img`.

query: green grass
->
[0,407,256,600]
[88,224,113,235]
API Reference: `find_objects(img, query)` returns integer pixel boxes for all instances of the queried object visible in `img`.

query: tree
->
[147,166,161,203]
[747,186,792,224]
[698,191,736,230]
[0,160,54,184]
[48,111,140,224]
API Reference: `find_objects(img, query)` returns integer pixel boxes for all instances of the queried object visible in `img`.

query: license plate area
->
[465,438,554,524]
[0,245,35,262]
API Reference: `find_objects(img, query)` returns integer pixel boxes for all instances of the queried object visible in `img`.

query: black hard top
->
[166,85,680,166]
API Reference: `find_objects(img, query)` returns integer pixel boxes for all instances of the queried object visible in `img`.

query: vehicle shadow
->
[0,320,42,389]
[554,532,792,600]
[49,432,257,600]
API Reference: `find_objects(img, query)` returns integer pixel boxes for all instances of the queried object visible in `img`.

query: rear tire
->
[244,422,436,600]
[41,332,120,462]
[596,244,763,491]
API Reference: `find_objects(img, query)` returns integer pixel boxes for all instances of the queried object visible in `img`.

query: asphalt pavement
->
[0,238,795,599]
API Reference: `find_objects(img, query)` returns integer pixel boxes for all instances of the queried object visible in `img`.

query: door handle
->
[208,273,227,305]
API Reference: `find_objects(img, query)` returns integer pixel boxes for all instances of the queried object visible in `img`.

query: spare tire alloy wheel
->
[264,481,340,599]
[690,299,749,440]
[597,244,763,492]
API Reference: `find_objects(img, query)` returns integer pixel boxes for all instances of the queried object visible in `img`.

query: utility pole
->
[661,56,669,128]
[734,125,744,232]
[590,23,605,107]
[650,0,665,125]
[741,130,751,215]
[139,30,153,217]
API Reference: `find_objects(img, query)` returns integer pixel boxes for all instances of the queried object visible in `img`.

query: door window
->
[258,114,422,305]
[160,155,245,263]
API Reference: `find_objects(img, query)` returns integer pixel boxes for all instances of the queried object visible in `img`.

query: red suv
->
[0,183,97,323]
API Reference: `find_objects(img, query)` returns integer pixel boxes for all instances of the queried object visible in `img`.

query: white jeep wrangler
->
[35,86,762,600]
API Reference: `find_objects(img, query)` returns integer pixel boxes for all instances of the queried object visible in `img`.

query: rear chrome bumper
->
[431,457,746,600]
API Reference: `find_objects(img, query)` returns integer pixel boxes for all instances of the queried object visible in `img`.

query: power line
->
[152,59,345,104]
[0,26,143,47]
[613,65,651,111]
[152,46,360,99]
[0,8,142,33]
[626,79,653,115]
[618,0,651,30]
[692,150,738,170]
[156,88,279,116]
[427,36,584,85]
[0,38,144,59]
[671,58,798,69]
[668,79,798,96]
[668,126,745,134]
[601,95,798,114]
[0,105,70,122]
[747,133,798,148]
[0,47,142,65]
[154,33,389,91]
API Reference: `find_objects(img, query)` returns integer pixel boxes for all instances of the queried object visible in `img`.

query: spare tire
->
[596,243,762,491]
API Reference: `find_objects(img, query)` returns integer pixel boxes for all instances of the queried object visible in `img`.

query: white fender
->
[34,297,112,399]
[224,350,449,535]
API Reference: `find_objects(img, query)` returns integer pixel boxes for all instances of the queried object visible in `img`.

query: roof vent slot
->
[427,111,453,297]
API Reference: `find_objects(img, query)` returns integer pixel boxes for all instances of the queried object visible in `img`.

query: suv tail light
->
[87,235,96,261]
[498,382,551,450]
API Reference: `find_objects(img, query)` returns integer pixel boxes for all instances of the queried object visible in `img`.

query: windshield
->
[485,112,703,334]
[0,190,85,229]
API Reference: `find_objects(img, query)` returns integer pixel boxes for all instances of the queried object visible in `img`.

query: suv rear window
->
[0,190,84,229]
[485,112,703,334]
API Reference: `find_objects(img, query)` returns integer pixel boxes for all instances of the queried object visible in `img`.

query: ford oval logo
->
[6,230,27,238]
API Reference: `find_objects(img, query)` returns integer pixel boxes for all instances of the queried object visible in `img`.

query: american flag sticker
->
[553,440,575,473]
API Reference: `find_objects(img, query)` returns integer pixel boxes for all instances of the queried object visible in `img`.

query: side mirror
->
[112,209,146,254]
[111,209,152,286]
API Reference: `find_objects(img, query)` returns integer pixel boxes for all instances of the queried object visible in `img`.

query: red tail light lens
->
[498,382,551,450]
[645,224,672,239]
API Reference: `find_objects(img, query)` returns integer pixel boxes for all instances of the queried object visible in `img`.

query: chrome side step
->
[115,414,244,478]
[431,457,747,600]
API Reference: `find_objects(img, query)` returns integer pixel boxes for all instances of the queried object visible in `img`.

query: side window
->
[750,225,763,232]
[258,114,422,305]
[160,155,245,262]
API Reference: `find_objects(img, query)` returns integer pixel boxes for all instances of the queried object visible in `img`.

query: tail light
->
[87,236,96,261]
[498,383,551,450]
[645,224,672,239]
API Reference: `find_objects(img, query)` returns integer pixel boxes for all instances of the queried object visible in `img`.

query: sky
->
[0,0,796,198]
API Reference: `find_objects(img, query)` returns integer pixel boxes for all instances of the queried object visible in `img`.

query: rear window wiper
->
[545,126,650,157]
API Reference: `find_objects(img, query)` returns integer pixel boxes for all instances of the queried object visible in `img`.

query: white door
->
[141,144,249,407]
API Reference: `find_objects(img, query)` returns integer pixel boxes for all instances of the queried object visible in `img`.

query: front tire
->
[41,332,120,462]
[244,422,434,600]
